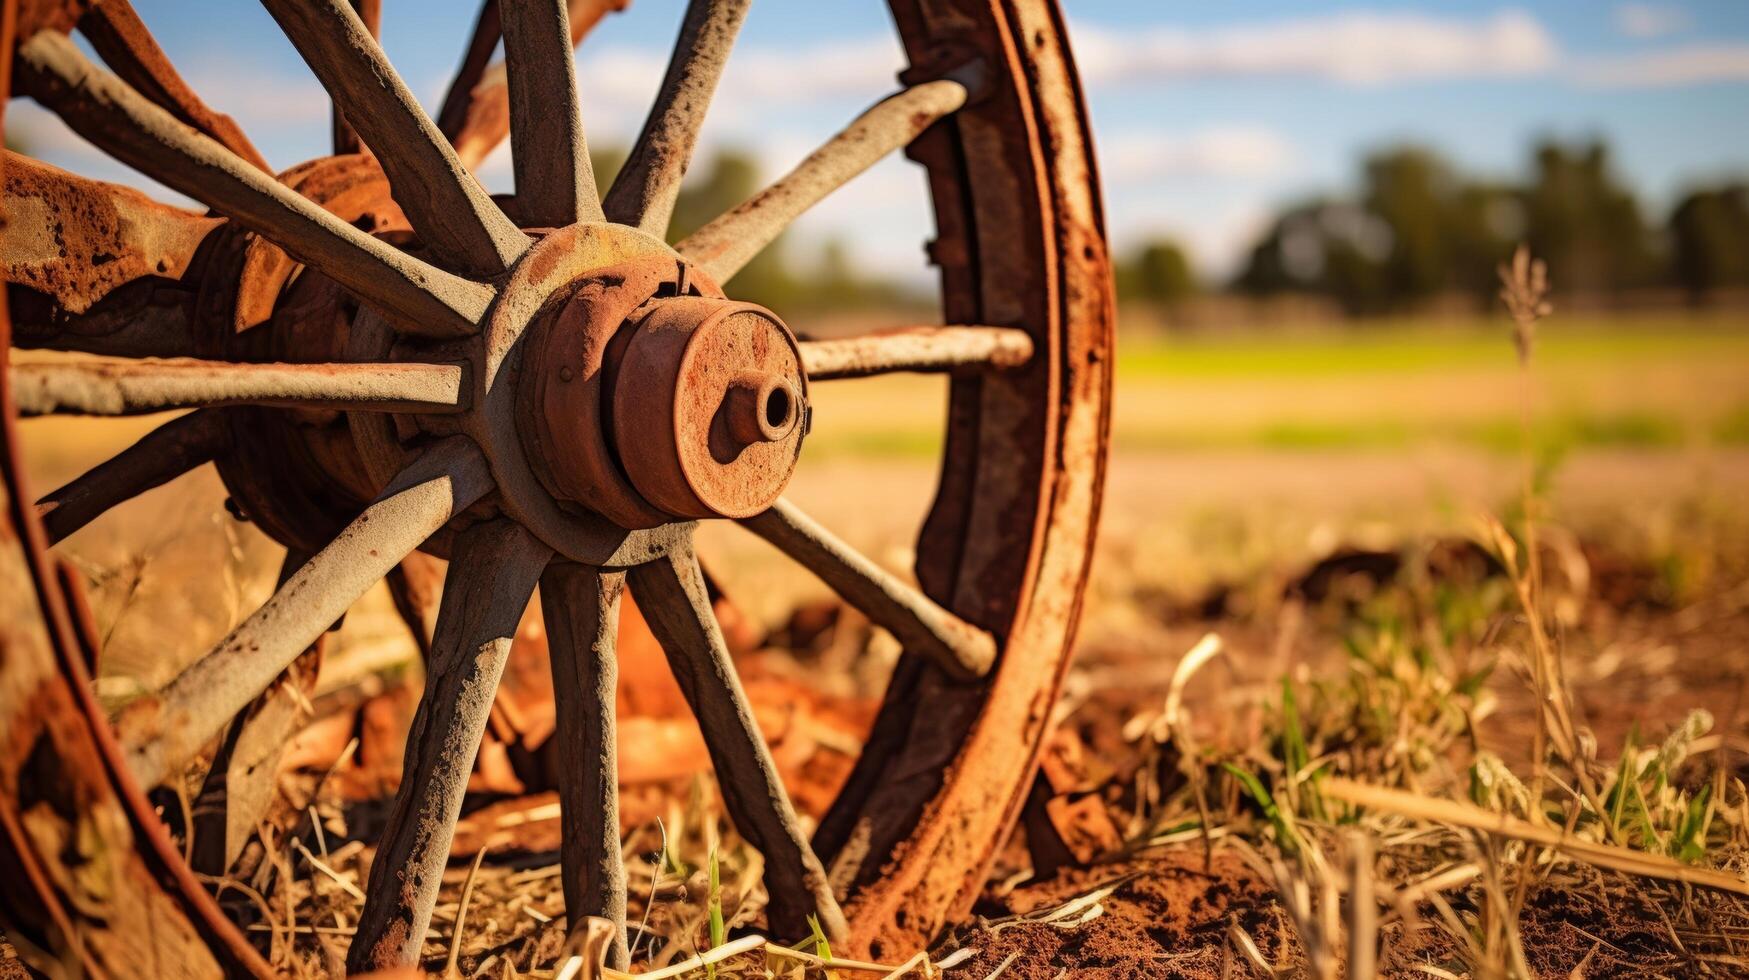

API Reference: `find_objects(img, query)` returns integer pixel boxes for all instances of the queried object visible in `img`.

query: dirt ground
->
[12,394,1749,976]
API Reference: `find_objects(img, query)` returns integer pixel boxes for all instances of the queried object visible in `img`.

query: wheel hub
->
[455,219,813,564]
[581,293,806,521]
[211,180,812,555]
[519,252,807,530]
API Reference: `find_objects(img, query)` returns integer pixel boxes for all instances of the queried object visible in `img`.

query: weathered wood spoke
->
[349,519,553,974]
[437,0,503,159]
[602,0,750,235]
[541,562,629,969]
[627,542,849,943]
[76,0,270,171]
[742,498,996,680]
[190,548,325,877]
[677,77,971,284]
[10,356,465,417]
[331,0,382,156]
[16,30,492,338]
[501,0,602,226]
[260,0,528,278]
[36,408,231,545]
[800,326,1035,381]
[444,0,628,171]
[116,436,496,789]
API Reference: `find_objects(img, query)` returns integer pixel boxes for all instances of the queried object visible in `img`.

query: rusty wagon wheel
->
[0,0,1111,974]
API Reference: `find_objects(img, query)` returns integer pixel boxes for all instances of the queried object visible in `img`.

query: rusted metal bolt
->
[611,296,807,519]
[724,372,800,446]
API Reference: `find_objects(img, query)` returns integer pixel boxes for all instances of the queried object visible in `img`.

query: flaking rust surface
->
[1,153,219,313]
[16,0,95,37]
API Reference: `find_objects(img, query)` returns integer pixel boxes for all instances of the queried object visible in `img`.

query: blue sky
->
[14,1,1749,282]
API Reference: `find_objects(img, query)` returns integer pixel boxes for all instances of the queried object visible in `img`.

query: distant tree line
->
[599,139,1748,319]
[1115,240,1198,310]
[593,146,917,316]
[1117,140,1749,316]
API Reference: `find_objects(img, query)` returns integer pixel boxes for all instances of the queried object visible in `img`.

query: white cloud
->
[21,4,1748,299]
[572,35,902,138]
[1071,9,1558,88]
[1101,127,1294,183]
[1063,7,1739,95]
[1613,3,1693,40]
[575,48,667,135]
[1575,42,1749,87]
[718,37,905,107]
[777,152,934,283]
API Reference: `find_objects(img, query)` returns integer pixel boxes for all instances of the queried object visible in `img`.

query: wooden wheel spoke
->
[116,435,496,789]
[330,0,381,156]
[541,562,629,970]
[76,0,270,171]
[800,326,1035,381]
[501,0,602,226]
[602,0,751,235]
[626,542,848,943]
[349,518,552,973]
[260,0,527,278]
[10,355,466,417]
[191,548,326,877]
[444,0,627,172]
[36,408,231,545]
[676,76,972,284]
[437,0,503,159]
[15,30,492,339]
[742,499,995,680]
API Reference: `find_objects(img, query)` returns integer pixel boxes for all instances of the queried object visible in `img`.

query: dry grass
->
[13,272,1749,974]
[943,249,1749,979]
[46,399,1749,978]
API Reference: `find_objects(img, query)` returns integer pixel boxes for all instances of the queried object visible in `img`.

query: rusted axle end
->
[522,267,808,530]
[613,296,806,520]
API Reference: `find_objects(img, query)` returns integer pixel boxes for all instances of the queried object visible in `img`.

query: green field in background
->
[801,313,1749,457]
[1116,314,1749,379]
[27,315,1740,470]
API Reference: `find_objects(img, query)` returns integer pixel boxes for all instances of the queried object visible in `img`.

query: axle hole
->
[764,386,793,428]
